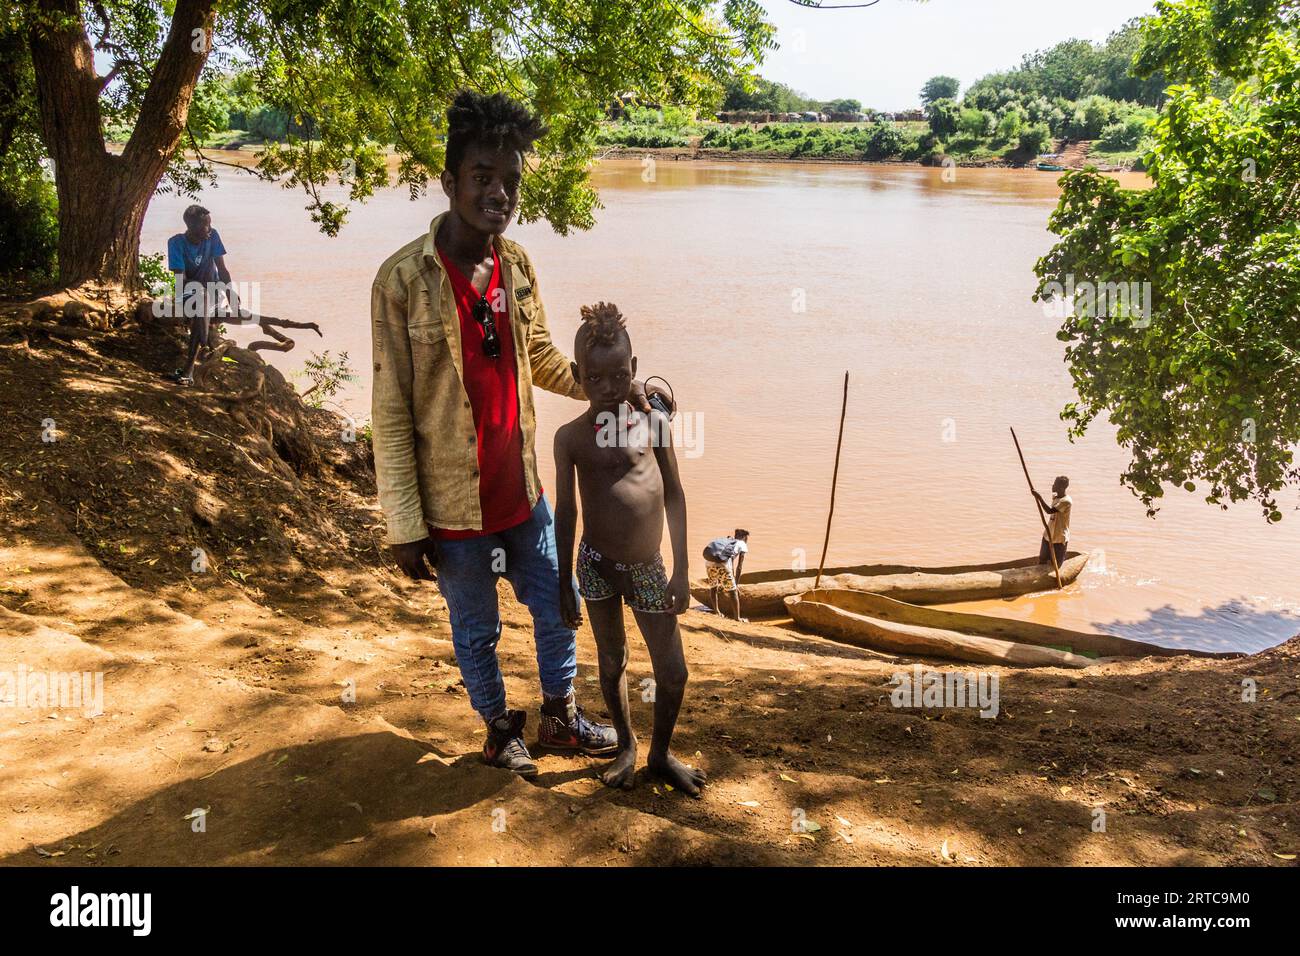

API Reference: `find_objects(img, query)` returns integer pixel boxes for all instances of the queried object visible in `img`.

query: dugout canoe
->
[783,588,1238,667]
[690,552,1091,620]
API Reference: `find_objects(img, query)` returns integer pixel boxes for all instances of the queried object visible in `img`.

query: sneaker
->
[537,693,619,755]
[482,709,538,778]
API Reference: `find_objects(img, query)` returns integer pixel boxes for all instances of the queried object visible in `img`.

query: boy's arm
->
[553,426,582,626]
[734,549,745,582]
[651,410,690,613]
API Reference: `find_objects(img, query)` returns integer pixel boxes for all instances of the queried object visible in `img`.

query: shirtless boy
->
[554,303,706,796]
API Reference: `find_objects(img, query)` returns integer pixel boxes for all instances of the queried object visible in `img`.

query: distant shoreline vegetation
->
[151,15,1169,174]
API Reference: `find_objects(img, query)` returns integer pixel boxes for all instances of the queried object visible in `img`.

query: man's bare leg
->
[585,597,637,789]
[633,609,706,797]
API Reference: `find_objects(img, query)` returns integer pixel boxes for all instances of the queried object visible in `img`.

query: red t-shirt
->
[432,244,533,540]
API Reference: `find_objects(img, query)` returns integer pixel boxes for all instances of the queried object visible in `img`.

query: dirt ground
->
[1,307,1297,866]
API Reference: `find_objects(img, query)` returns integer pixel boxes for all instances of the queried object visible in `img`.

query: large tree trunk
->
[26,0,215,294]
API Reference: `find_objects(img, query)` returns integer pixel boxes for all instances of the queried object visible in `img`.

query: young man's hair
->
[574,301,631,362]
[1055,475,1070,489]
[183,204,211,226]
[734,528,750,539]
[444,89,548,176]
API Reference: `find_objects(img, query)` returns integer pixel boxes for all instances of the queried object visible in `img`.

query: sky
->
[754,0,1158,111]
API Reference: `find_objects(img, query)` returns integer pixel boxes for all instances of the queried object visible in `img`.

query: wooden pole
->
[1010,426,1064,589]
[815,372,850,589]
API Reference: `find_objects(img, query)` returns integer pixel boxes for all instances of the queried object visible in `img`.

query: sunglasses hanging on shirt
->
[472,296,502,359]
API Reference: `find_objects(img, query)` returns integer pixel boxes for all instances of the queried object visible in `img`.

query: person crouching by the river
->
[553,302,703,796]
[1033,476,1072,567]
[704,529,749,621]
[165,205,237,386]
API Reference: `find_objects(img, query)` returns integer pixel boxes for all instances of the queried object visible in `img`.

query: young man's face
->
[186,215,212,241]
[1053,477,1069,495]
[574,343,637,416]
[442,142,522,236]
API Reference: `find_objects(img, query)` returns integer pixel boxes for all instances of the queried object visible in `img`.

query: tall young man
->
[371,91,663,777]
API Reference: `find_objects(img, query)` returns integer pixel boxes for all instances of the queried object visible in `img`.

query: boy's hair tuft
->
[579,302,625,344]
[575,301,631,359]
[444,89,548,175]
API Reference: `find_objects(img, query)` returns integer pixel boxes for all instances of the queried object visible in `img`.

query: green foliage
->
[0,156,57,282]
[822,97,862,114]
[1018,122,1052,154]
[921,75,960,105]
[595,125,689,148]
[925,98,960,139]
[1097,109,1157,150]
[721,75,818,113]
[995,107,1024,142]
[137,252,172,298]
[0,17,56,282]
[957,107,994,138]
[297,350,358,408]
[1034,0,1300,520]
[22,0,776,245]
[965,19,1168,110]
[861,121,906,160]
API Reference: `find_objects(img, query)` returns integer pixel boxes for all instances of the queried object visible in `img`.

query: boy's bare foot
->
[599,747,638,790]
[648,751,707,797]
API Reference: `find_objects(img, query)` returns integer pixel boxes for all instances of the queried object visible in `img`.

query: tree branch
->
[121,0,217,182]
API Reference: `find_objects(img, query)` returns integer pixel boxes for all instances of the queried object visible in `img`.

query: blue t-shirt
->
[167,230,226,287]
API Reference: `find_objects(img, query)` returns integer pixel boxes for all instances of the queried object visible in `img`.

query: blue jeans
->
[434,495,577,721]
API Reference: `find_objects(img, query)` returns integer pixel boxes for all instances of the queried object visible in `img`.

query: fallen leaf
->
[779,773,795,783]
[940,839,953,861]
[737,800,761,808]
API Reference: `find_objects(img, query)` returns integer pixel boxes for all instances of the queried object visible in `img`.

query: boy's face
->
[1053,477,1069,495]
[574,343,637,416]
[442,142,521,236]
[187,215,212,241]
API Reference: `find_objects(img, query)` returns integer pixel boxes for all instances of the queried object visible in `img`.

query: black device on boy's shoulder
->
[645,375,675,419]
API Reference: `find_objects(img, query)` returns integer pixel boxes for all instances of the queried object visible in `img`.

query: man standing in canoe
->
[1033,476,1072,567]
[370,90,665,778]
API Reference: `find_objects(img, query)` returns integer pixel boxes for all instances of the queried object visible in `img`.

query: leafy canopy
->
[41,0,776,236]
[1034,0,1300,520]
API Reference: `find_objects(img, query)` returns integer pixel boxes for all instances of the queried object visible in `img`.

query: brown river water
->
[142,157,1300,653]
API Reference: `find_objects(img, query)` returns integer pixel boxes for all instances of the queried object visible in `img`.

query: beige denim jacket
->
[370,212,583,545]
